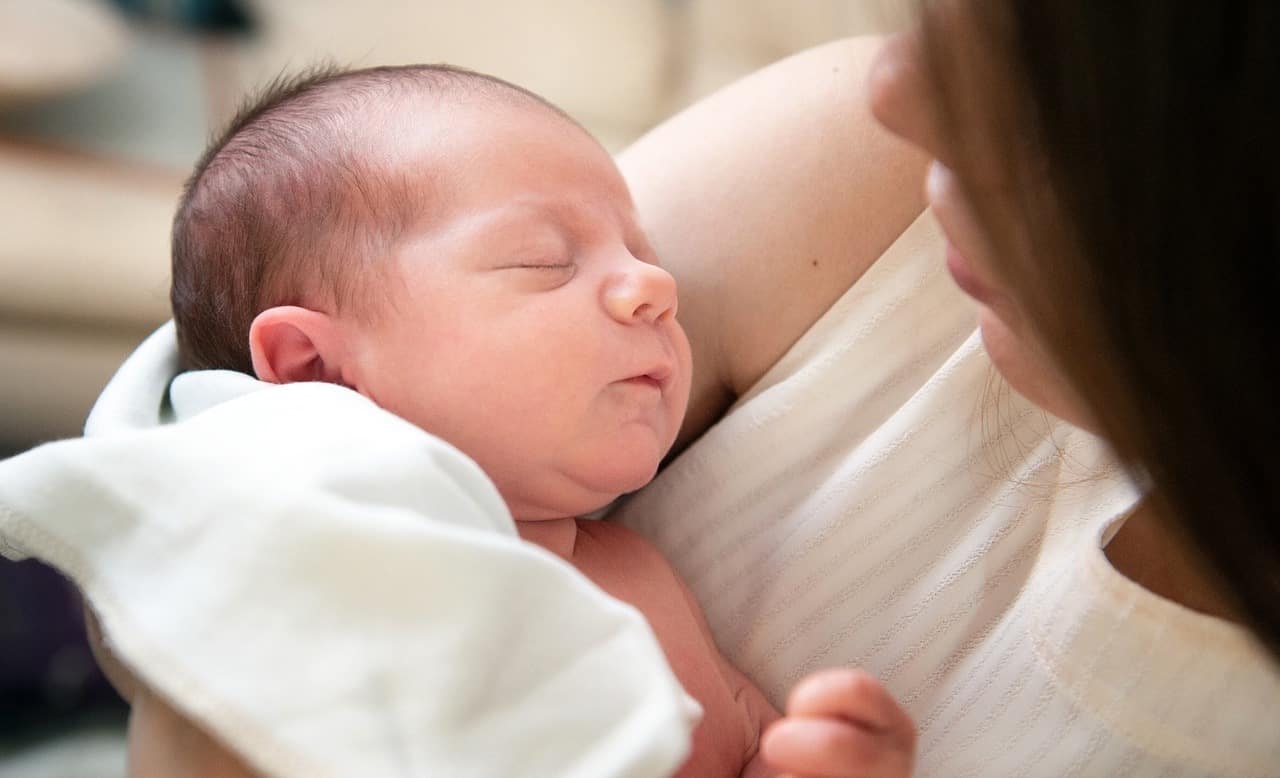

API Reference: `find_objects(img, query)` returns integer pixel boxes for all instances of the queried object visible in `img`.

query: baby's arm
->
[718,659,781,778]
[759,668,916,778]
[666,568,781,777]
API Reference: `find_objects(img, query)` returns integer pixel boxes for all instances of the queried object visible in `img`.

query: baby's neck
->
[515,517,579,560]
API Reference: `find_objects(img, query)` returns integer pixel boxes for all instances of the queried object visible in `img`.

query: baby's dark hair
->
[171,63,575,374]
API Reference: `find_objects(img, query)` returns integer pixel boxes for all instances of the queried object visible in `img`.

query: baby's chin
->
[508,455,663,520]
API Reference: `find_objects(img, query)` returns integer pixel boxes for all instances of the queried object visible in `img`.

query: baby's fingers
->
[760,717,907,778]
[787,668,915,753]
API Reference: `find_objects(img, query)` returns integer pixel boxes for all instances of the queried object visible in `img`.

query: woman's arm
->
[127,686,259,778]
[85,605,258,777]
[84,603,138,704]
[619,36,928,451]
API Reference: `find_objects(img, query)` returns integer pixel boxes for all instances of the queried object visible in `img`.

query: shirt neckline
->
[1029,507,1280,774]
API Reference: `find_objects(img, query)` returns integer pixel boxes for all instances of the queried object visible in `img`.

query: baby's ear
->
[248,306,350,385]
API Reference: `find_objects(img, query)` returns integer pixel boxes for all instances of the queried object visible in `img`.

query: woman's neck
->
[1104,500,1240,623]
[515,517,579,561]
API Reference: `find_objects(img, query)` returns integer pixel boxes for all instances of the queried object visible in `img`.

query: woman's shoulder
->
[620,37,930,451]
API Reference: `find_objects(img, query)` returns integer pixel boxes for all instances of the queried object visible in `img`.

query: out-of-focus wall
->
[679,0,912,104]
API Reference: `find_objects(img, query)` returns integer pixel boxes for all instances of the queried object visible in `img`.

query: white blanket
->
[0,323,698,778]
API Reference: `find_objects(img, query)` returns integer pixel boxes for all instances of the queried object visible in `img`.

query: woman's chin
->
[978,308,1094,430]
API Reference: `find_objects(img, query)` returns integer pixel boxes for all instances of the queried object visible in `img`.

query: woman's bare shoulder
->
[621,37,927,451]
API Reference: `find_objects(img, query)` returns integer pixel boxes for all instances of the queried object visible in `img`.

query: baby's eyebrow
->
[492,204,568,239]
[442,206,570,264]
[458,195,634,261]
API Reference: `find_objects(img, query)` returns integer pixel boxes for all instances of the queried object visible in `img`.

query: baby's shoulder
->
[576,519,667,563]
[572,519,689,596]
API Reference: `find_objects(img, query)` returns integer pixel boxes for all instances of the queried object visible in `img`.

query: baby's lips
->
[642,362,674,387]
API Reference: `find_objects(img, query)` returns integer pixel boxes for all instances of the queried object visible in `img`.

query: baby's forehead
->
[359,96,562,193]
[371,99,629,223]
[376,86,571,150]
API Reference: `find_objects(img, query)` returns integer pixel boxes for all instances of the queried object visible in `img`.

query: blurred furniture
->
[0,0,906,448]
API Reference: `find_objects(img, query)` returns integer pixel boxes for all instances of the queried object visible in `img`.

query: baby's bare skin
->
[519,517,779,777]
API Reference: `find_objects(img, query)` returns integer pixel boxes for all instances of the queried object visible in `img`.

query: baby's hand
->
[759,668,915,778]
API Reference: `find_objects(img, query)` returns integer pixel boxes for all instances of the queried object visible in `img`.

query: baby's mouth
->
[622,374,664,391]
[620,361,673,392]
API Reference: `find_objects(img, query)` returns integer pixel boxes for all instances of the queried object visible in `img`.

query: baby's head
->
[172,64,692,520]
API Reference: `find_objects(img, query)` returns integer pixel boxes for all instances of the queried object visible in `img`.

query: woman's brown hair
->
[921,2,1279,655]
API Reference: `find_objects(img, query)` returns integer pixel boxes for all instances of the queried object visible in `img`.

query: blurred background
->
[0,0,907,774]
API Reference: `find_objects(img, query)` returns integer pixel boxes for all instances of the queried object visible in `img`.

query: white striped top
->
[614,213,1280,776]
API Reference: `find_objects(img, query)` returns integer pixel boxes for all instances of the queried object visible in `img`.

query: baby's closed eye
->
[504,261,575,271]
[494,258,578,289]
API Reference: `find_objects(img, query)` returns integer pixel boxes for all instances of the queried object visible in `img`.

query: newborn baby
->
[163,63,914,777]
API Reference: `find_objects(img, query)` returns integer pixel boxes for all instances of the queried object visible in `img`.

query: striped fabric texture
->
[615,213,1280,776]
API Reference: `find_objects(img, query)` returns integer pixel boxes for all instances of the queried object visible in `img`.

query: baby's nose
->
[603,259,678,325]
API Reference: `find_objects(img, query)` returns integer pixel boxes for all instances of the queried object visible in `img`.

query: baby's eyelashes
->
[505,262,575,271]
[494,260,578,288]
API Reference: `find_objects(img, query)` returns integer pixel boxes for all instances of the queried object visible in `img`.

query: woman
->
[876,2,1280,652]
[616,2,1278,775]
